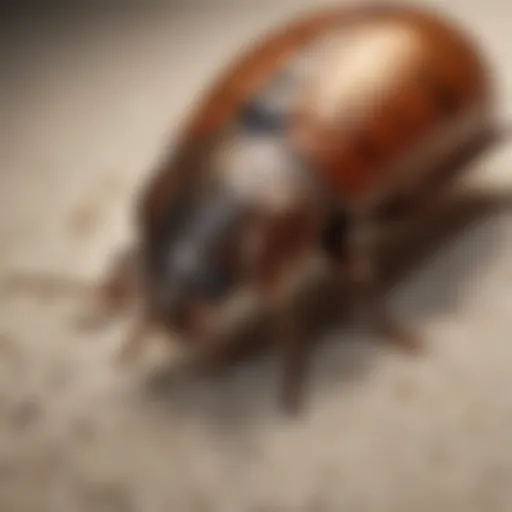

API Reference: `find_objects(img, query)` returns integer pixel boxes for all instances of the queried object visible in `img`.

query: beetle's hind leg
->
[274,298,310,415]
[342,216,422,354]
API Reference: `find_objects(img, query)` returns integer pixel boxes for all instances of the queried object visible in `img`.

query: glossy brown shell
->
[140,4,492,231]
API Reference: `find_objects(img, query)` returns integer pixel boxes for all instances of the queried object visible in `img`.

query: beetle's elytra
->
[6,4,510,413]
[142,3,491,226]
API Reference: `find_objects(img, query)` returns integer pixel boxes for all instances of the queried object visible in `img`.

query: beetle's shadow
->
[143,184,510,428]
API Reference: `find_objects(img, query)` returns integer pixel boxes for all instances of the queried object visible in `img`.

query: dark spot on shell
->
[239,100,287,134]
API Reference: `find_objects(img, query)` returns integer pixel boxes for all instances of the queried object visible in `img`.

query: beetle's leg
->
[378,121,512,227]
[274,294,309,414]
[238,214,311,414]
[345,217,422,353]
[271,254,321,414]
[377,174,458,231]
[377,180,512,242]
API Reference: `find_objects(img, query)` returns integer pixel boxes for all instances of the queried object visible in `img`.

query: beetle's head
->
[145,187,249,336]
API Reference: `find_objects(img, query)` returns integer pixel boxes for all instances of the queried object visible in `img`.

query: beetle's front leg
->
[240,211,314,414]
[344,218,422,354]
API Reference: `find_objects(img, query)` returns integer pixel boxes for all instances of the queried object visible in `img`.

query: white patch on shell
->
[215,133,311,214]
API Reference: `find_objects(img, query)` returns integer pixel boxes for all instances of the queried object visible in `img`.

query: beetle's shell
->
[140,4,493,229]
[290,7,492,209]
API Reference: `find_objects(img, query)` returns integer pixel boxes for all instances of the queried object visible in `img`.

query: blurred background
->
[0,0,512,510]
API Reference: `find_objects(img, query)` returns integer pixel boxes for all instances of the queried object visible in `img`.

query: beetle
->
[6,3,512,413]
